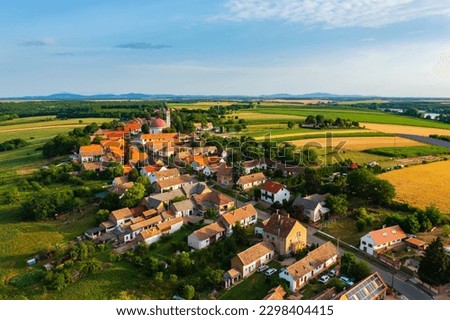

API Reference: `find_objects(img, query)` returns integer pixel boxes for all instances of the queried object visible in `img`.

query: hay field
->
[379,161,450,213]
[361,122,450,136]
[255,129,369,140]
[236,112,305,121]
[289,136,424,151]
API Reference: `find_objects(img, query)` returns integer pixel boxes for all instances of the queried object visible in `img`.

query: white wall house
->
[359,225,407,255]
[261,181,290,205]
[279,242,338,292]
[187,222,225,250]
[231,242,274,278]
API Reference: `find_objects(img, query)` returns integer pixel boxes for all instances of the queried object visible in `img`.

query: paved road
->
[398,134,450,149]
[307,227,432,300]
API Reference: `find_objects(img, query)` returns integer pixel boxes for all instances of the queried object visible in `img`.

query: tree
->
[182,284,195,300]
[400,214,420,234]
[302,147,318,165]
[128,168,139,182]
[100,192,121,211]
[120,183,145,208]
[4,187,20,205]
[136,175,153,195]
[287,121,295,129]
[368,179,396,205]
[305,115,316,125]
[232,161,245,183]
[141,123,150,134]
[304,168,322,194]
[79,258,102,276]
[327,277,346,292]
[96,209,110,224]
[326,194,348,215]
[424,205,442,226]
[340,252,371,281]
[418,237,449,285]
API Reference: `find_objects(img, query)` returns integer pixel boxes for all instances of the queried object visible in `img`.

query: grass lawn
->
[249,106,450,129]
[300,282,327,299]
[321,208,392,246]
[363,145,450,158]
[151,225,196,259]
[219,260,285,300]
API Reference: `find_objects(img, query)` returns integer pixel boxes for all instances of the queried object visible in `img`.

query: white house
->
[279,242,338,292]
[236,172,266,191]
[79,145,104,163]
[140,165,167,179]
[109,208,135,227]
[187,222,225,250]
[219,204,258,236]
[231,242,274,278]
[149,167,180,184]
[293,194,330,223]
[359,225,407,255]
[169,199,196,217]
[242,159,261,174]
[260,181,290,205]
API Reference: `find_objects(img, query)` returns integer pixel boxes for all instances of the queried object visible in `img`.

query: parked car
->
[318,275,330,284]
[339,276,355,287]
[258,265,269,273]
[328,269,337,277]
[265,268,277,276]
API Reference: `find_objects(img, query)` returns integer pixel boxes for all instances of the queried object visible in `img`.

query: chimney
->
[287,214,290,219]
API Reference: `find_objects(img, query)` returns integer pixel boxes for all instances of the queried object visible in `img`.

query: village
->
[70,108,439,301]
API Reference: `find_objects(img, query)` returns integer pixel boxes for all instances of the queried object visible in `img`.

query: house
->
[140,165,165,179]
[263,213,307,255]
[79,145,104,162]
[187,222,225,250]
[112,176,129,187]
[260,181,290,205]
[140,132,178,145]
[242,159,261,174]
[292,194,330,223]
[158,145,175,158]
[136,228,162,245]
[145,189,185,211]
[216,164,233,186]
[170,199,196,217]
[118,215,164,243]
[111,181,134,197]
[359,225,407,255]
[254,219,269,236]
[188,155,209,172]
[236,172,266,191]
[155,174,195,193]
[149,167,180,184]
[181,182,210,198]
[275,163,305,177]
[202,163,222,177]
[219,204,258,236]
[109,207,135,227]
[339,272,387,300]
[84,226,104,239]
[279,241,338,291]
[155,216,184,234]
[233,241,274,278]
[263,285,287,300]
[192,190,235,215]
[81,162,103,172]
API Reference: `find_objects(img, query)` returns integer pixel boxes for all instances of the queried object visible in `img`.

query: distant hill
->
[1,92,447,101]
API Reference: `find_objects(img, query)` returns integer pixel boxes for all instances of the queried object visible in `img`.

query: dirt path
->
[0,124,86,133]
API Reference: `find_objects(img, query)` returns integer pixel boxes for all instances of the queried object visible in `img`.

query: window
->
[272,236,275,241]
[362,241,366,245]
[368,243,373,248]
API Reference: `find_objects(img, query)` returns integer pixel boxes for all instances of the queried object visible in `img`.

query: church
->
[149,108,171,134]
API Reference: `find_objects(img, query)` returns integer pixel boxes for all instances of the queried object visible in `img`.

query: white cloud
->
[220,0,450,28]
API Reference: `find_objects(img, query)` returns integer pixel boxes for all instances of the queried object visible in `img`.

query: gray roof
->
[170,199,196,213]
[182,182,210,198]
[292,197,320,211]
[145,189,185,208]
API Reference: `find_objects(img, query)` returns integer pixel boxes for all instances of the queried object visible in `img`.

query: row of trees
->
[304,114,359,128]
[0,138,28,152]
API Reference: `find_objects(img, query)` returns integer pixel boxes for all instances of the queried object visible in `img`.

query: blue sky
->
[1,0,450,97]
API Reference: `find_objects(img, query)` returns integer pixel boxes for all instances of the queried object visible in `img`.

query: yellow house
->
[263,214,307,255]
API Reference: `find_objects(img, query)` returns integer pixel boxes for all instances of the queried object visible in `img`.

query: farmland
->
[239,104,450,129]
[289,136,424,151]
[364,146,450,158]
[361,123,450,136]
[379,160,450,213]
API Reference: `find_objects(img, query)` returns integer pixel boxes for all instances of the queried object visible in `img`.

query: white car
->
[265,268,277,276]
[328,269,337,277]
[258,265,269,273]
[318,275,330,284]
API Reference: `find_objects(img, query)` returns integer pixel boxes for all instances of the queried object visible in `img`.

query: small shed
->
[405,238,427,250]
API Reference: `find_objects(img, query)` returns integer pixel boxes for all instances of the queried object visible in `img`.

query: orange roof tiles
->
[368,225,407,246]
[262,180,285,194]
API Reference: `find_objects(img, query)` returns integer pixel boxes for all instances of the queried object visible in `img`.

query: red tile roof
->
[368,225,407,246]
[261,180,285,194]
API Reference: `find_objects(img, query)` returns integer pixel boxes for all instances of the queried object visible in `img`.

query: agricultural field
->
[234,111,305,124]
[289,136,424,151]
[168,101,234,110]
[361,123,450,136]
[379,160,450,213]
[364,146,450,158]
[241,104,450,129]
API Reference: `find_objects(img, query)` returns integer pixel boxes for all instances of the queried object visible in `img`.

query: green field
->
[241,105,450,129]
[364,145,450,158]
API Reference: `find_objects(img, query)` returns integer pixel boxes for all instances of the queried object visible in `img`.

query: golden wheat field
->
[361,122,450,136]
[289,136,424,150]
[379,160,450,213]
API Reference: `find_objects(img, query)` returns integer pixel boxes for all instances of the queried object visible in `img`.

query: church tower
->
[165,107,171,128]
